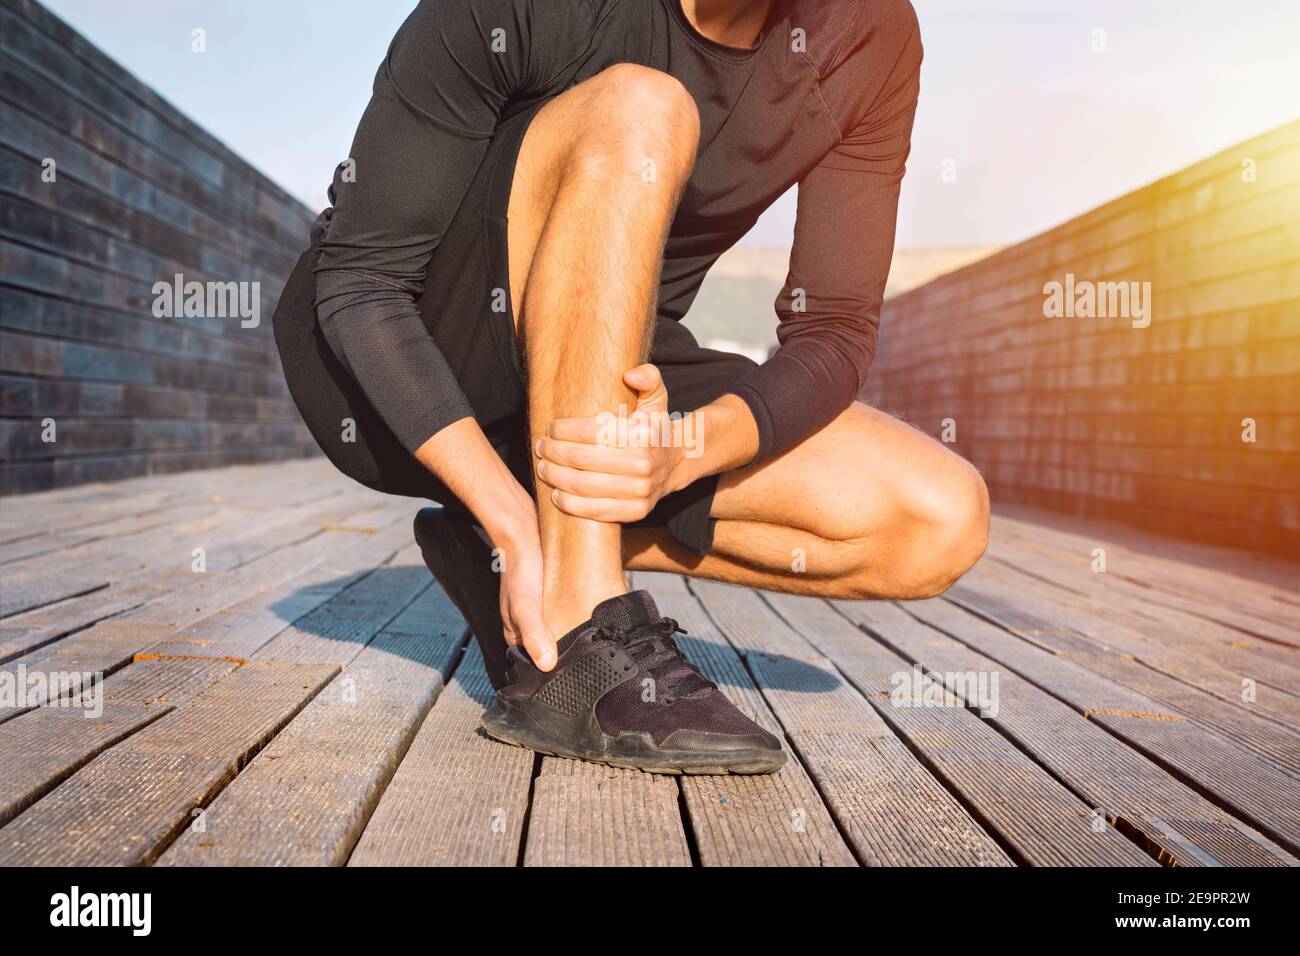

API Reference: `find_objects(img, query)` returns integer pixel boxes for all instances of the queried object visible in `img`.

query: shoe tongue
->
[591,590,659,633]
[553,591,661,657]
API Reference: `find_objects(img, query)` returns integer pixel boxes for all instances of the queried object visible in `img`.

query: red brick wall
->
[866,120,1300,557]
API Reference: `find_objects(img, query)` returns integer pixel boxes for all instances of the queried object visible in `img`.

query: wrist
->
[479,484,539,551]
[413,419,540,552]
[677,394,759,485]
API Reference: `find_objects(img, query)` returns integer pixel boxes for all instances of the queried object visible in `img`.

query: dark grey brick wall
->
[1,0,319,493]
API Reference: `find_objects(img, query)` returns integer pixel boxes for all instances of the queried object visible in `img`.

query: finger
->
[623,363,662,393]
[517,610,556,671]
[502,622,519,646]
[624,364,669,411]
[552,489,648,523]
[500,600,521,646]
[538,460,650,500]
[537,436,652,475]
[545,416,605,444]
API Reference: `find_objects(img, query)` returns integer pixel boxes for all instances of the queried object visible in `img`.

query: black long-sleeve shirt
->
[315,0,921,462]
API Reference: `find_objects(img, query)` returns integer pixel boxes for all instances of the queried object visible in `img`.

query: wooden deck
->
[1,458,1297,867]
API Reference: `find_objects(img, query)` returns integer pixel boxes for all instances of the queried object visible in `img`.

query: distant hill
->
[685,244,1001,355]
[884,245,1003,298]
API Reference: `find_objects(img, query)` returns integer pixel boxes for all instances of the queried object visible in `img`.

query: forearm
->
[414,418,538,550]
[316,270,476,453]
[727,328,872,463]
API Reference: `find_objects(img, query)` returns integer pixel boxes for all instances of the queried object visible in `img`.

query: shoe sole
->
[480,694,787,775]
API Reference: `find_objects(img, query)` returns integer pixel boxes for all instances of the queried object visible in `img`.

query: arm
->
[726,21,923,463]
[415,419,556,668]
[316,1,593,526]
[315,0,538,456]
[315,0,590,665]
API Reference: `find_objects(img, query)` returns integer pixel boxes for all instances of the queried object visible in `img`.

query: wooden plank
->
[520,572,688,867]
[693,580,1146,866]
[0,510,412,719]
[252,554,431,666]
[0,459,324,535]
[0,484,385,627]
[0,498,207,566]
[0,660,337,864]
[989,530,1300,669]
[0,705,168,828]
[0,495,395,671]
[631,575,860,867]
[0,579,164,663]
[0,474,361,619]
[505,571,858,867]
[833,595,1298,866]
[348,643,535,867]
[982,541,1300,727]
[0,490,185,550]
[0,471,374,658]
[1123,568,1300,633]
[963,554,1300,720]
[523,761,692,867]
[669,580,1011,868]
[952,563,1300,774]
[991,541,1300,694]
[0,657,236,826]
[0,502,226,617]
[148,533,408,660]
[994,513,1300,626]
[156,587,464,865]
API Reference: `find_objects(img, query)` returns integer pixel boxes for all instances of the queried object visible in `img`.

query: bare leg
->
[505,65,701,635]
[624,402,991,599]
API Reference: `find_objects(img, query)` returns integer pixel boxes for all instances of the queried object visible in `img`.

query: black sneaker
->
[413,507,512,689]
[480,591,786,774]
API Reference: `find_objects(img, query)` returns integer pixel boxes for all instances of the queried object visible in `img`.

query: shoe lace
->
[593,618,715,702]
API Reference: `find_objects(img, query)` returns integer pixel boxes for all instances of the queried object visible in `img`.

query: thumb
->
[517,607,557,672]
[624,363,668,412]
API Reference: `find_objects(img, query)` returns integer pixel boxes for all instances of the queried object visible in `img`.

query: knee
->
[834,463,990,601]
[580,64,700,174]
[899,464,989,598]
[595,64,699,136]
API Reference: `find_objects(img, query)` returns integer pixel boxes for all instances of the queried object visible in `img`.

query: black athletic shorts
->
[273,102,756,556]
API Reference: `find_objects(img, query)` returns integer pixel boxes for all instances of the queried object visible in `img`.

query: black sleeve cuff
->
[728,383,776,465]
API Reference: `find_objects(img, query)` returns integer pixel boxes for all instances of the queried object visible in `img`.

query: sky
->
[43,0,1300,248]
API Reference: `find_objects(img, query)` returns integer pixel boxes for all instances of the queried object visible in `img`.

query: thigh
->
[711,401,981,542]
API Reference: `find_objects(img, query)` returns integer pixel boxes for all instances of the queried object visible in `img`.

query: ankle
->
[544,580,627,637]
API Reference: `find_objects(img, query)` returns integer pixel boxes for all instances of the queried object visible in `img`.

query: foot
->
[480,591,787,774]
[413,507,512,689]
